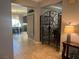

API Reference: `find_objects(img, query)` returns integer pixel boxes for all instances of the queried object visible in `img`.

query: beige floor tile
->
[13,33,61,59]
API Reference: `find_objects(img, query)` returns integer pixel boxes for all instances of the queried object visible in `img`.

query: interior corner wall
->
[0,0,13,59]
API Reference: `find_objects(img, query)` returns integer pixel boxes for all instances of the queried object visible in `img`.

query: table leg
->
[62,43,66,59]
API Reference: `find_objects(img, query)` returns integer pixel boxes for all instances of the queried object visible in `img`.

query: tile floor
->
[13,32,61,59]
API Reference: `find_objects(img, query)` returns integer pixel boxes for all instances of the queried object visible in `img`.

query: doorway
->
[11,3,34,59]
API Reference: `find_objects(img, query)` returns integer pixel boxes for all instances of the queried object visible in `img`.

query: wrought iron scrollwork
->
[40,8,61,49]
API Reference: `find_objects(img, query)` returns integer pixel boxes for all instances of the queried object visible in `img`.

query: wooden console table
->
[62,41,79,59]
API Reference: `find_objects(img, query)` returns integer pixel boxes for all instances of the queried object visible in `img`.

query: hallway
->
[13,33,60,59]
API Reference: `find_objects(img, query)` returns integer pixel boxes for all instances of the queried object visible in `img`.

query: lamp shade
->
[64,25,75,34]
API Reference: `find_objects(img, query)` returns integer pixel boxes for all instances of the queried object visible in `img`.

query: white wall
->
[63,0,79,25]
[0,0,13,59]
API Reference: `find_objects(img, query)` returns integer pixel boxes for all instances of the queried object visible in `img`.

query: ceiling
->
[13,0,61,8]
[31,0,43,2]
[50,2,62,10]
[12,0,61,15]
[11,3,28,15]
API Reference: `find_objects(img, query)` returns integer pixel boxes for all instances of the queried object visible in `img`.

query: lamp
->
[64,25,75,43]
